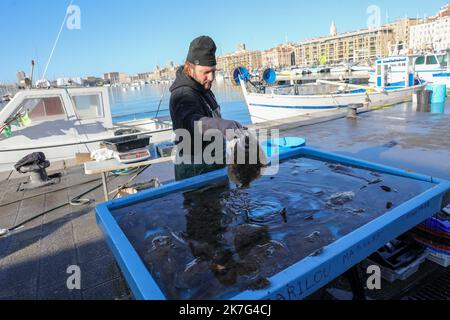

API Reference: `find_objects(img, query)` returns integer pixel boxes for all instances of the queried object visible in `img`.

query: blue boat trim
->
[95,145,450,300]
[417,70,448,73]
[368,70,442,74]
[433,73,450,77]
[388,71,414,74]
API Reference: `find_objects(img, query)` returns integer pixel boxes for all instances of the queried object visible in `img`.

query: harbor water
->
[1,81,448,124]
[109,80,448,127]
[110,80,252,125]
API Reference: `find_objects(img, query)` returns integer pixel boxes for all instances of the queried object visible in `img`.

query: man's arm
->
[171,88,206,134]
[171,88,243,138]
[200,117,243,137]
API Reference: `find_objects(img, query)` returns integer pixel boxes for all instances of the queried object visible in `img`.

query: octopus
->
[227,132,268,188]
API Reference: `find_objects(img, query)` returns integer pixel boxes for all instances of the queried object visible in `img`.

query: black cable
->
[0,164,151,237]
[0,182,103,237]
[0,164,146,208]
[0,177,102,208]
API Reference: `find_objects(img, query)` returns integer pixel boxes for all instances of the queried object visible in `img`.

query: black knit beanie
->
[186,36,217,67]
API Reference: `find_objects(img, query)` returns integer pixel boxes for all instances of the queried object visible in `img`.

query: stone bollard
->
[347,103,363,119]
[415,89,432,112]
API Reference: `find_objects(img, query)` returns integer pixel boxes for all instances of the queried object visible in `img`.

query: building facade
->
[385,18,419,55]
[294,26,394,66]
[103,72,120,84]
[118,73,128,84]
[261,44,296,68]
[217,45,263,76]
[103,72,131,84]
[410,5,450,52]
[110,61,180,84]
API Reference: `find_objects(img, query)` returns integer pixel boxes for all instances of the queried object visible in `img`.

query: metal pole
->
[102,172,109,202]
[30,60,35,88]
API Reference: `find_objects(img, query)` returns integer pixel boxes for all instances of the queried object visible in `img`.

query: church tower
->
[330,21,337,36]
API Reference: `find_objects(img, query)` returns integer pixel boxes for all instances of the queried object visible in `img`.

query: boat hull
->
[243,84,426,124]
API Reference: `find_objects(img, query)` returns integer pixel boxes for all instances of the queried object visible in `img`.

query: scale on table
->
[103,135,153,164]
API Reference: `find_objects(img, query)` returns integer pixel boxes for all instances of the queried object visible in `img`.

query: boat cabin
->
[0,87,173,172]
[413,52,450,71]
[0,87,113,146]
[375,56,416,89]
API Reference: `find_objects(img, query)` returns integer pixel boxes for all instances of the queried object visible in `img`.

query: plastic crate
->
[103,135,150,153]
[366,251,429,283]
[156,142,176,158]
[421,214,450,234]
[427,249,450,267]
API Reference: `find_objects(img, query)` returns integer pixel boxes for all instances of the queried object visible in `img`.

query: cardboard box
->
[76,153,93,164]
[116,179,161,199]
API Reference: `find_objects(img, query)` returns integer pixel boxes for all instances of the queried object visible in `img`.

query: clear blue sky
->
[0,0,448,82]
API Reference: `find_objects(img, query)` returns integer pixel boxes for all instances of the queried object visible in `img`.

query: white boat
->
[290,68,313,76]
[238,57,427,124]
[330,64,352,73]
[308,66,331,74]
[351,65,375,73]
[0,87,173,172]
[413,52,450,88]
[369,52,450,88]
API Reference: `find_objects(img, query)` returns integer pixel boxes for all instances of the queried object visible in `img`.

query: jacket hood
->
[169,66,208,94]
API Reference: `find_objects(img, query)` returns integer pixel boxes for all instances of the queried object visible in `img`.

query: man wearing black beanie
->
[169,36,243,181]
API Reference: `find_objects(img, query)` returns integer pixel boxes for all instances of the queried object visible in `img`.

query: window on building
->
[72,94,104,120]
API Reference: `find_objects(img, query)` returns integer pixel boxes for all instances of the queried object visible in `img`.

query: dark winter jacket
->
[170,67,220,133]
[169,67,223,159]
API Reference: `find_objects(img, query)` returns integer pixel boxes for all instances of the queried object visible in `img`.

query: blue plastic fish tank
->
[96,137,450,300]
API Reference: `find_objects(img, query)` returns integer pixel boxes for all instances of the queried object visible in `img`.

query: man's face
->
[190,65,216,90]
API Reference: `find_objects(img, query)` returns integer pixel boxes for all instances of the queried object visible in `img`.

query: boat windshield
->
[426,55,438,65]
[0,96,67,141]
[437,53,450,68]
[437,54,448,67]
[415,56,425,65]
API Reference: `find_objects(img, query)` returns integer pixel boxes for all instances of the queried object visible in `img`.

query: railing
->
[112,108,171,123]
